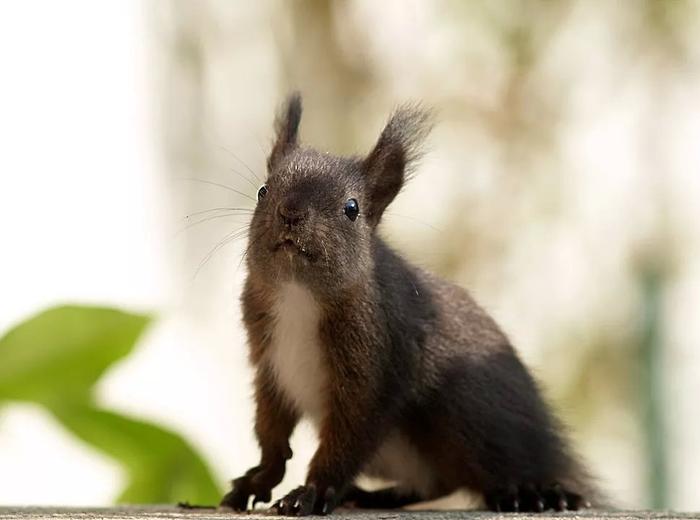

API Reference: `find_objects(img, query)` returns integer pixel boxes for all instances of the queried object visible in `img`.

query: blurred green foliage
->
[0,305,221,504]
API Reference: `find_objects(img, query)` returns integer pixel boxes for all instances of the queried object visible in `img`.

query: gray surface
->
[0,508,698,520]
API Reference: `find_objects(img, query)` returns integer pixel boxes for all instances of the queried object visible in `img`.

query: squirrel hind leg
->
[342,485,423,509]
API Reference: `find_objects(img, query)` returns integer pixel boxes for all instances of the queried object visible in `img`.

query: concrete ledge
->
[0,508,698,520]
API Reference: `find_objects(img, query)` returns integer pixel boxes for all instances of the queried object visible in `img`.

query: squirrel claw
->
[272,485,316,516]
[272,484,338,516]
[486,483,585,513]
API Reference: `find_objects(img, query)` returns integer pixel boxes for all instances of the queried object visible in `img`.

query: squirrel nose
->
[278,201,307,229]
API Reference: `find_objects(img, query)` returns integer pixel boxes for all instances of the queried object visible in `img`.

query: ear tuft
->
[363,103,433,224]
[268,92,303,171]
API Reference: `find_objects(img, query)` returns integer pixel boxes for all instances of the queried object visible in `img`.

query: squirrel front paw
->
[271,484,338,516]
[220,465,280,511]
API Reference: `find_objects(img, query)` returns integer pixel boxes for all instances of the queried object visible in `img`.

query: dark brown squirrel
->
[220,93,600,515]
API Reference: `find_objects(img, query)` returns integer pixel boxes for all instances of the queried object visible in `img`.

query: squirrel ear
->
[268,92,302,172]
[362,103,432,225]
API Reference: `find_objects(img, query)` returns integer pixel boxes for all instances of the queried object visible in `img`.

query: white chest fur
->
[266,282,327,424]
[266,284,433,496]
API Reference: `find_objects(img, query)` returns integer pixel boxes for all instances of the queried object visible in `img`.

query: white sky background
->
[0,0,166,505]
[0,0,699,511]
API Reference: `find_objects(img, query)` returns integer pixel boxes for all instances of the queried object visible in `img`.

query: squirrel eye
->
[257,184,268,201]
[344,198,359,221]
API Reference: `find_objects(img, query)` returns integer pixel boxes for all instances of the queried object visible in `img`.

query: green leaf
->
[51,404,221,504]
[0,304,223,504]
[0,305,151,405]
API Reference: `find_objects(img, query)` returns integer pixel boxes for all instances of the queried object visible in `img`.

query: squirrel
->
[219,93,599,515]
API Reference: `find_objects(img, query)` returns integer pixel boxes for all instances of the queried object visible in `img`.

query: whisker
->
[385,211,442,232]
[217,145,263,184]
[237,227,268,273]
[179,213,251,235]
[185,206,277,221]
[194,227,251,280]
[226,166,259,190]
[179,177,257,203]
[254,136,267,159]
[185,207,255,218]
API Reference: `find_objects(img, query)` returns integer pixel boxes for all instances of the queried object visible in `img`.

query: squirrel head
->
[246,92,432,294]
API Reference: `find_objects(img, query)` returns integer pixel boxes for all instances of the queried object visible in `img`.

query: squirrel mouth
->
[274,238,314,261]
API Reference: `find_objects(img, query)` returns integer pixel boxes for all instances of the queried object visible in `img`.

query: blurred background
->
[1,0,699,511]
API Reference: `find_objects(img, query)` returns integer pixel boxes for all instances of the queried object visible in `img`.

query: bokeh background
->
[1,0,699,511]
